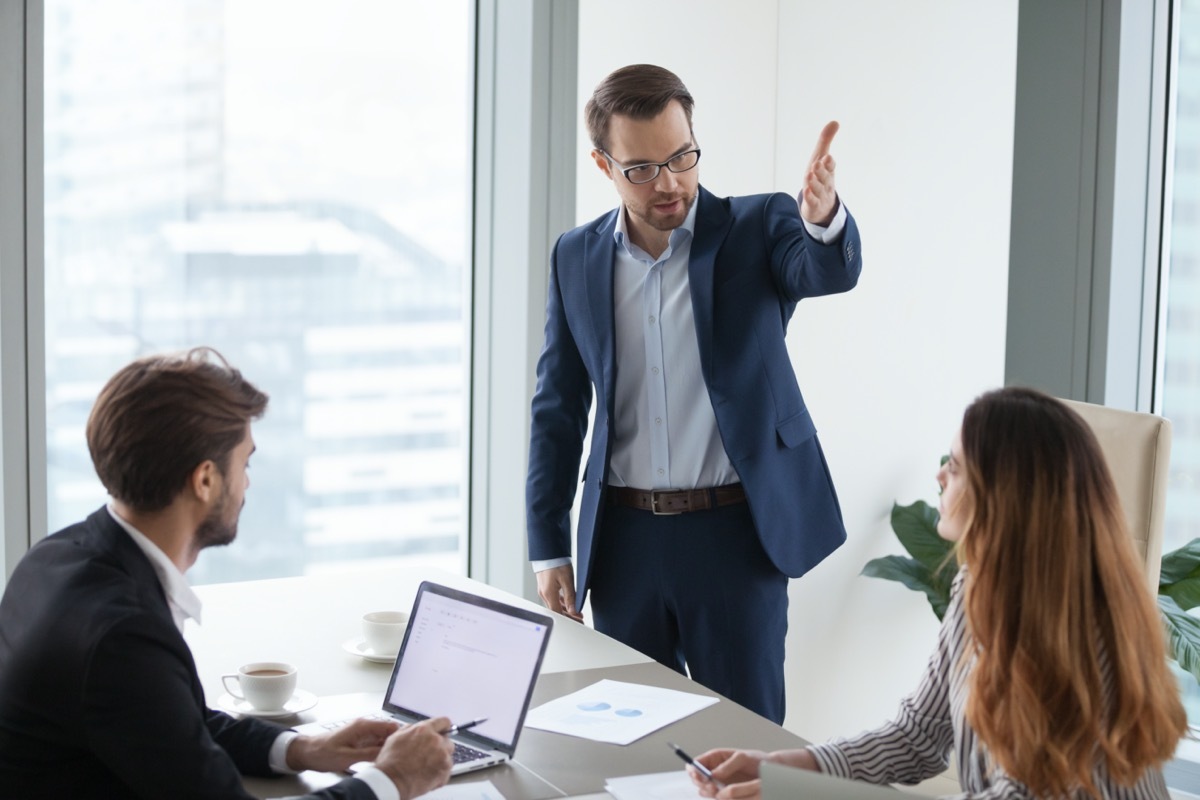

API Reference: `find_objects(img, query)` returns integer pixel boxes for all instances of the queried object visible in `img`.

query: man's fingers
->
[812,154,836,180]
[558,580,584,622]
[560,583,578,614]
[807,120,839,168]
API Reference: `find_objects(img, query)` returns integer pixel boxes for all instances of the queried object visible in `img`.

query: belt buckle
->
[650,490,682,516]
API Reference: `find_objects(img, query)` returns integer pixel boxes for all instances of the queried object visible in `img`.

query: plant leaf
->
[862,555,948,621]
[1160,538,1200,586]
[1159,595,1200,686]
[890,501,956,580]
[1161,576,1200,612]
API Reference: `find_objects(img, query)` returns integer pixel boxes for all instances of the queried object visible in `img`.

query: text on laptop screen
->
[386,591,549,746]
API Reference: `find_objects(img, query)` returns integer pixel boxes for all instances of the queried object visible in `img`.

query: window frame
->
[1005,0,1172,413]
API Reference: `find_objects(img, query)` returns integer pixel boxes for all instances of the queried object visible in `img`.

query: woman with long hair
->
[692,387,1187,798]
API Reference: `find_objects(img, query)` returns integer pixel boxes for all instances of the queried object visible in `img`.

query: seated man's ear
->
[188,459,220,504]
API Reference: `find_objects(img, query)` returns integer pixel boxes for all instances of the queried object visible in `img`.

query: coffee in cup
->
[221,661,297,711]
[362,611,408,656]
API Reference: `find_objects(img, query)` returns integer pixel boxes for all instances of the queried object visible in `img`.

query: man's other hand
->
[536,564,584,622]
[375,717,454,800]
[286,717,400,774]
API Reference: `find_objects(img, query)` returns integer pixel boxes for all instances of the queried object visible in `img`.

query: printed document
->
[524,679,718,745]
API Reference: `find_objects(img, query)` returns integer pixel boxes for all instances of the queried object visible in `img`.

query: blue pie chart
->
[577,701,611,711]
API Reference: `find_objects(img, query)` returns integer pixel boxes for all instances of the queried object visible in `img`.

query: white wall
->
[576,0,1017,743]
[773,0,1017,743]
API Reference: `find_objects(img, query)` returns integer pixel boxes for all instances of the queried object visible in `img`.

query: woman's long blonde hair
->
[955,388,1186,797]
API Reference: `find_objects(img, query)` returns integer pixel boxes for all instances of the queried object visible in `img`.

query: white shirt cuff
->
[269,731,299,774]
[799,198,846,243]
[532,561,573,573]
[353,765,400,800]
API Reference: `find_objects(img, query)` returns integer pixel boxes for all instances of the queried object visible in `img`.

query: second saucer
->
[342,637,398,664]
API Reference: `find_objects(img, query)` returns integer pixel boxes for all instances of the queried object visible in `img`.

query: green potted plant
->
[863,499,1200,684]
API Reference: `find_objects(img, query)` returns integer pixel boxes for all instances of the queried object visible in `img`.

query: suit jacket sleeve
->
[764,193,862,300]
[526,233,595,561]
[82,616,376,800]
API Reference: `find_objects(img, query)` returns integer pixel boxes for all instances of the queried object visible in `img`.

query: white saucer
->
[342,637,399,664]
[216,690,318,718]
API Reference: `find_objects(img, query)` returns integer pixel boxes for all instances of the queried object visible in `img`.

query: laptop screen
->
[382,582,553,752]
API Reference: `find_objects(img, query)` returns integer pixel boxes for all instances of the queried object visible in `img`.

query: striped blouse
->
[807,570,1171,799]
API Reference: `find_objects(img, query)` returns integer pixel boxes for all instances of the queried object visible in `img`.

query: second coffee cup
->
[362,611,408,656]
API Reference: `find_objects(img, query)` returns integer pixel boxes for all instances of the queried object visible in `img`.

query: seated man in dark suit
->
[0,348,454,800]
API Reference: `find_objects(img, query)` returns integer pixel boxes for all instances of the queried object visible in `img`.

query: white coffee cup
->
[221,662,298,711]
[362,611,408,656]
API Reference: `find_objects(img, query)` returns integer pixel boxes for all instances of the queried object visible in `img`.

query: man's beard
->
[194,486,239,550]
[633,190,695,232]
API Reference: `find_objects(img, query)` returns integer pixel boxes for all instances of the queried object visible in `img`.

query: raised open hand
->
[799,120,839,226]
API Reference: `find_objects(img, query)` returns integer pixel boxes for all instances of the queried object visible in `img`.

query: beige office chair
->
[1059,398,1172,593]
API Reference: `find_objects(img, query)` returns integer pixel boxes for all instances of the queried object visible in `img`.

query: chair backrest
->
[1059,398,1171,593]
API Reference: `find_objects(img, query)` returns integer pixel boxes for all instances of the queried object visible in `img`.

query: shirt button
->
[658,469,665,476]
[655,418,662,425]
[651,367,659,375]
[648,315,656,324]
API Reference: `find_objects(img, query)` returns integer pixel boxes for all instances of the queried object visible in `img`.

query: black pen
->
[667,741,726,789]
[443,717,487,736]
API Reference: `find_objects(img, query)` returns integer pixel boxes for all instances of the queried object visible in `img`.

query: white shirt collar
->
[106,504,203,632]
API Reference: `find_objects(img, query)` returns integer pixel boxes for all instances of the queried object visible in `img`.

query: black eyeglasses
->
[601,148,702,184]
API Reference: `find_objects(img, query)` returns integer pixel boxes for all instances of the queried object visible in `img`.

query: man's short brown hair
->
[584,64,694,152]
[86,347,268,512]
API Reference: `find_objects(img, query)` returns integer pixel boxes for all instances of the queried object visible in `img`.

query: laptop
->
[760,762,901,799]
[370,581,554,775]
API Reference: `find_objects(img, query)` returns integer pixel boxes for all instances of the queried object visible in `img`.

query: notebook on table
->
[308,581,554,776]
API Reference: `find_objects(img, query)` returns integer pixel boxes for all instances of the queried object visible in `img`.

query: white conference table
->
[185,565,811,799]
[186,564,650,704]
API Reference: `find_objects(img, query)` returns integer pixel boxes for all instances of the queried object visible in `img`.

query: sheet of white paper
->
[605,770,699,800]
[524,679,718,745]
[421,779,505,800]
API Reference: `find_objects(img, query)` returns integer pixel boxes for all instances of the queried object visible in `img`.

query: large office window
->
[1162,0,1200,737]
[1164,0,1200,574]
[42,0,473,583]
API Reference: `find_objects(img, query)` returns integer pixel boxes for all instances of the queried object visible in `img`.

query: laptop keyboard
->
[452,742,489,763]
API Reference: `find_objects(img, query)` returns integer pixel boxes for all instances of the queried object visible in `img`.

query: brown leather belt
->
[607,483,747,515]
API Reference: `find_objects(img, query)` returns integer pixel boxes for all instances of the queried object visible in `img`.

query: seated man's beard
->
[195,490,237,549]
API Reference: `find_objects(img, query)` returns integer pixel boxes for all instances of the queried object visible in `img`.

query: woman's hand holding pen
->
[689,748,819,799]
[688,748,769,799]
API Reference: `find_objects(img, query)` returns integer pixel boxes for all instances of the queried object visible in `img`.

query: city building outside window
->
[42,0,473,583]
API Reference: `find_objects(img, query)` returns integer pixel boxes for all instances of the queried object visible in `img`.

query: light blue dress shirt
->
[608,196,736,491]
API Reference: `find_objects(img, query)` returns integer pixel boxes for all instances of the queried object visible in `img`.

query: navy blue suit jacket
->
[0,507,374,800]
[526,186,863,610]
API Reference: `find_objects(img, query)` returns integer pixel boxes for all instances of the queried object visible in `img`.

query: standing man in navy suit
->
[526,64,862,724]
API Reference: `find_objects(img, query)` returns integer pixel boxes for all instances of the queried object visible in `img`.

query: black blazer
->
[0,507,375,799]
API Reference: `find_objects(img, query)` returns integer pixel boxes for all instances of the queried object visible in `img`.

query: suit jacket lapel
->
[688,186,733,382]
[585,212,618,414]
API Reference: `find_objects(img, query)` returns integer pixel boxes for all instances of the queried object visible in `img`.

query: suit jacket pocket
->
[776,409,816,448]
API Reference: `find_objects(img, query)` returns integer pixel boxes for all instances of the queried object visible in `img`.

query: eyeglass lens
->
[625,150,700,184]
